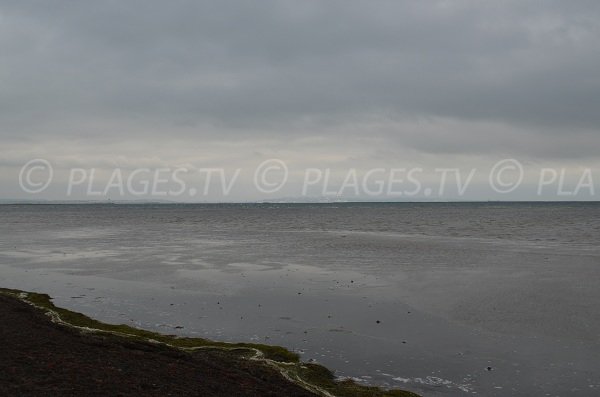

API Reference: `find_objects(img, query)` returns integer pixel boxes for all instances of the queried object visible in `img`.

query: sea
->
[1,202,599,396]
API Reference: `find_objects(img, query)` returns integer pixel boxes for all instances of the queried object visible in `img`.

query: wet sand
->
[2,203,599,396]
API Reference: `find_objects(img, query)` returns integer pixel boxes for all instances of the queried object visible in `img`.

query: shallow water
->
[1,203,599,396]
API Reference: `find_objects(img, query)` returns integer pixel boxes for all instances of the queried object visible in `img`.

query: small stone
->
[376,320,381,324]
[486,366,493,371]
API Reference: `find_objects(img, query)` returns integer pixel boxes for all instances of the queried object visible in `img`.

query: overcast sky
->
[1,1,599,201]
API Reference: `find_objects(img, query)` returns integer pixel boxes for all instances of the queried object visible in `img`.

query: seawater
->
[1,202,599,396]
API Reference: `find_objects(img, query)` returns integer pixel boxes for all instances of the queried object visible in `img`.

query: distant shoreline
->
[1,200,599,205]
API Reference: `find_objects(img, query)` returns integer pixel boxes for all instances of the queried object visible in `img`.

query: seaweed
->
[0,288,419,397]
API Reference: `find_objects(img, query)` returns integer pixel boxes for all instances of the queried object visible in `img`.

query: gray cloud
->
[1,0,600,186]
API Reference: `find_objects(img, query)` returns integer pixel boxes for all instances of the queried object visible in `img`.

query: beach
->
[3,1,600,394]
[0,288,417,397]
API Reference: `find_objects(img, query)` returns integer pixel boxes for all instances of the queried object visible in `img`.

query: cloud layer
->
[1,1,600,199]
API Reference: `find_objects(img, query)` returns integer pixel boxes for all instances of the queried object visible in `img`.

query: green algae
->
[0,288,419,397]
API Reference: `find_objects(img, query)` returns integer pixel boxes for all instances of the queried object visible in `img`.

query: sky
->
[1,1,600,201]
